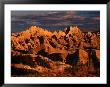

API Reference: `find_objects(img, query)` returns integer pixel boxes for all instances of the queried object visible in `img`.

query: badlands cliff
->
[11,26,100,77]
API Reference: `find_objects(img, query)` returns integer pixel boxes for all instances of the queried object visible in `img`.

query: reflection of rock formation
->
[11,26,100,77]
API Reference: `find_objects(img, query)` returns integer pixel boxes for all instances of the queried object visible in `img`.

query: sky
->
[11,11,100,32]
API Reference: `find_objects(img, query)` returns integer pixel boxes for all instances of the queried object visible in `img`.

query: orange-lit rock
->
[95,50,100,61]
[11,25,100,77]
[79,49,88,65]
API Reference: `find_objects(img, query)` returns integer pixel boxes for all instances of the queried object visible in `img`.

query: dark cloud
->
[43,11,76,20]
[11,11,58,16]
[92,16,100,21]
[73,16,86,20]
[11,11,100,32]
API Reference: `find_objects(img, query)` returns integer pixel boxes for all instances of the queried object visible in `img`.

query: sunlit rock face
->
[11,26,100,77]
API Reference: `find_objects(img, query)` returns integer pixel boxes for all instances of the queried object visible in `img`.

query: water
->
[11,11,100,33]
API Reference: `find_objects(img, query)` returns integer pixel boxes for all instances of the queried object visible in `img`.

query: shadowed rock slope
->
[11,26,100,77]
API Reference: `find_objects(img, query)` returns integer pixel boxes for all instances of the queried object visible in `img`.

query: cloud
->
[48,12,59,14]
[73,16,86,20]
[43,11,76,20]
[12,11,53,16]
[92,16,100,21]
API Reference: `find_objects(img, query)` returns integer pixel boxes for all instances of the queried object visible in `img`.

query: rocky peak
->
[11,25,100,77]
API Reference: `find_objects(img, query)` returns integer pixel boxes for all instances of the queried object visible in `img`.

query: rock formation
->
[11,25,100,77]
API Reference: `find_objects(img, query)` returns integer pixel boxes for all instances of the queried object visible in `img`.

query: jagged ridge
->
[11,25,100,77]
